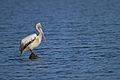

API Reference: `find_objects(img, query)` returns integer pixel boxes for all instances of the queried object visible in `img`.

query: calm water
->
[0,0,120,80]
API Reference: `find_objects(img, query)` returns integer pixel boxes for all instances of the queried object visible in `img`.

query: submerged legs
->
[29,49,39,60]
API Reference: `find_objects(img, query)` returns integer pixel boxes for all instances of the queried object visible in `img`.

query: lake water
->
[0,0,120,80]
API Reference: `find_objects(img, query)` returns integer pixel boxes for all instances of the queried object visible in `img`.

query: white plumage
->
[21,34,37,45]
[20,23,46,57]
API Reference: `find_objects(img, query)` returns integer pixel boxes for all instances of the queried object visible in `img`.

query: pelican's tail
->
[19,41,23,56]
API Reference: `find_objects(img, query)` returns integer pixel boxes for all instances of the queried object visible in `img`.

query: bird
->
[20,22,46,59]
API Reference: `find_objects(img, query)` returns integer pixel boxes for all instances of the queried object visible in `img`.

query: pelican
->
[20,22,46,59]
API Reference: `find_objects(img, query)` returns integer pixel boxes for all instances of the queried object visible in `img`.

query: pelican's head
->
[35,23,46,42]
[36,23,42,28]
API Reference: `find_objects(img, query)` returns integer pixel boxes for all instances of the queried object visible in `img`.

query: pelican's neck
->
[36,27,42,42]
[35,24,46,42]
[36,26,42,34]
[38,32,42,40]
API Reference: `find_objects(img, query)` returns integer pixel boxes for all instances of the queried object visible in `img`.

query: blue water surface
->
[0,0,120,80]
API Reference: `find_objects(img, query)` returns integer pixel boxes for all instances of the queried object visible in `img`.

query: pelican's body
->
[20,23,46,58]
[20,33,42,53]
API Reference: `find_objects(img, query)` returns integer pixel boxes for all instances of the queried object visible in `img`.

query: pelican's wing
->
[21,34,37,44]
[20,34,37,53]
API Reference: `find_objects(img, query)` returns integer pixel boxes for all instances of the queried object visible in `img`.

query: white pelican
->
[20,22,46,59]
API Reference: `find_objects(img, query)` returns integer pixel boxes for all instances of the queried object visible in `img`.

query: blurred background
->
[0,0,120,80]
